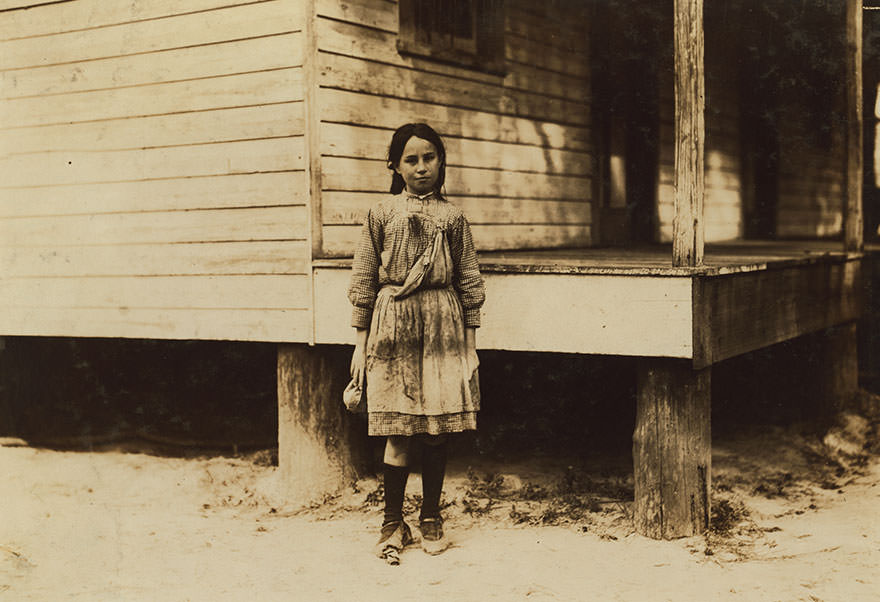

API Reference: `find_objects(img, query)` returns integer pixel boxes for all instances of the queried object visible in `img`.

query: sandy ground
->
[1,409,879,602]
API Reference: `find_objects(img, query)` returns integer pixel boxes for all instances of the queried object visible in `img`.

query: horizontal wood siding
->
[314,267,693,357]
[0,0,309,342]
[657,28,743,244]
[314,0,592,256]
[775,116,845,238]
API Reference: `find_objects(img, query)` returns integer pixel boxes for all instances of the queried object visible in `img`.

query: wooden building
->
[0,0,871,539]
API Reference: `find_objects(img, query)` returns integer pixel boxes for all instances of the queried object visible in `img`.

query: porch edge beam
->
[845,0,864,253]
[672,0,705,267]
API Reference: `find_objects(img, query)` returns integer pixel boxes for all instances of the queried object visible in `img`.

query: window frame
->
[397,0,506,76]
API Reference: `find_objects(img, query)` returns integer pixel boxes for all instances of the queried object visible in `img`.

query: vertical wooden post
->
[304,0,324,260]
[672,0,705,267]
[634,358,711,539]
[277,344,368,504]
[845,0,864,252]
[815,322,859,417]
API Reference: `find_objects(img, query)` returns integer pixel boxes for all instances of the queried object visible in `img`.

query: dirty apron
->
[365,226,480,436]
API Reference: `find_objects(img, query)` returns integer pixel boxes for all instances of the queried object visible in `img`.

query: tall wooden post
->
[277,344,369,504]
[815,322,859,418]
[672,0,705,267]
[844,0,864,252]
[634,359,711,539]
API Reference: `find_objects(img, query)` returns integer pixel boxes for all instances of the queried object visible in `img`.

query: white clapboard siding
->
[0,102,303,156]
[1,240,309,277]
[322,157,590,200]
[0,206,306,246]
[0,274,309,310]
[1,68,303,128]
[316,17,587,101]
[0,137,304,187]
[0,0,308,342]
[319,88,591,152]
[0,172,306,217]
[321,192,590,226]
[2,33,303,99]
[319,52,588,127]
[322,224,592,256]
[314,0,592,255]
[0,0,286,40]
[775,113,845,238]
[321,123,591,176]
[315,0,397,32]
[0,307,311,342]
[1,1,299,71]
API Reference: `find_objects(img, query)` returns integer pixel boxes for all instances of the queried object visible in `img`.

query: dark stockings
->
[419,438,448,521]
[383,464,409,526]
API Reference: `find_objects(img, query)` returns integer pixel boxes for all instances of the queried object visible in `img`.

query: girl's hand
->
[351,328,368,384]
[465,327,479,375]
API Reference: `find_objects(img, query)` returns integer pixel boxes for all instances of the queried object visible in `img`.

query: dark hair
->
[386,123,446,194]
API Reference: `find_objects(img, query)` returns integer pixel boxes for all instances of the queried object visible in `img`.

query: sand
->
[1,411,878,602]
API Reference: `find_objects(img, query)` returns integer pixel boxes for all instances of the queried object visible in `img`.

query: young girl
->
[348,123,485,564]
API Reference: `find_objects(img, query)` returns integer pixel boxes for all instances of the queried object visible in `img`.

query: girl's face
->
[394,136,441,195]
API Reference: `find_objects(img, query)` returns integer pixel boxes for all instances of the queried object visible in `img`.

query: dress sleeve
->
[450,212,485,327]
[348,206,383,329]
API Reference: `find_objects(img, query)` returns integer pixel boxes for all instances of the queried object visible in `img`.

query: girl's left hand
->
[465,327,479,375]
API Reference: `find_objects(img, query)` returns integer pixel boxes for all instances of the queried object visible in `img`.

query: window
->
[397,0,506,74]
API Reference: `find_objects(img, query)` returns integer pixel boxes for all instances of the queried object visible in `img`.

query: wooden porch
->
[295,240,867,538]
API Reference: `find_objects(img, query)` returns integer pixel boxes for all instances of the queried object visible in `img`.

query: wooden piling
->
[815,322,859,417]
[277,344,368,504]
[634,358,711,539]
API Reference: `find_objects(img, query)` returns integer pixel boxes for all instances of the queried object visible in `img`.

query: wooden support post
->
[672,0,705,267]
[815,322,859,417]
[634,358,711,539]
[844,0,864,252]
[277,344,369,504]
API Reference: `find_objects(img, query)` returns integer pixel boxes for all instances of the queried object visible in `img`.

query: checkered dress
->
[348,192,485,436]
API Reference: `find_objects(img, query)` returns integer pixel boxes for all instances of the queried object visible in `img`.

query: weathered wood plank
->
[319,52,589,127]
[1,240,309,277]
[322,157,590,200]
[504,33,589,79]
[0,273,310,310]
[305,0,323,261]
[844,0,863,252]
[504,5,589,55]
[0,0,69,11]
[0,103,303,155]
[321,122,591,176]
[0,206,307,246]
[1,1,297,72]
[322,223,591,255]
[0,0,290,41]
[692,259,864,368]
[0,137,304,187]
[316,17,588,101]
[0,306,311,342]
[277,344,369,504]
[0,68,303,128]
[321,191,590,226]
[314,0,397,32]
[319,88,591,152]
[634,358,710,539]
[672,0,705,267]
[313,267,693,356]
[0,172,306,216]
[2,33,303,99]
